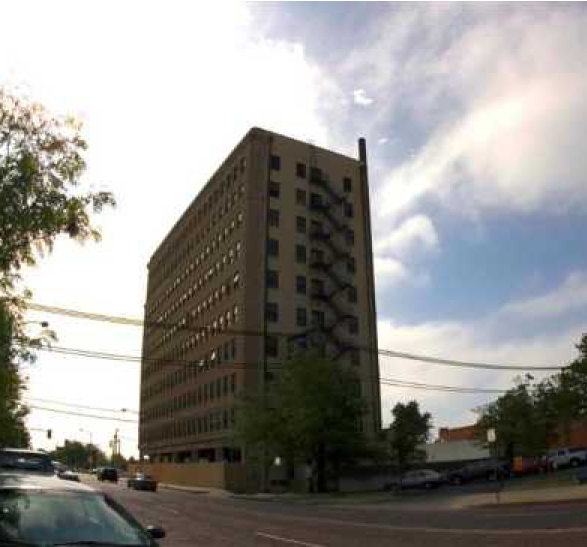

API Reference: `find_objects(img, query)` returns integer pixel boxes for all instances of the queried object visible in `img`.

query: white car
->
[544,448,587,470]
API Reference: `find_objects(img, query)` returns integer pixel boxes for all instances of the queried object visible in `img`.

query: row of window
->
[143,340,239,399]
[151,155,246,286]
[154,303,241,353]
[267,239,356,272]
[142,373,238,423]
[268,210,354,232]
[265,335,361,365]
[269,155,353,194]
[265,302,359,332]
[148,243,242,341]
[148,211,243,320]
[266,271,357,300]
[142,407,236,443]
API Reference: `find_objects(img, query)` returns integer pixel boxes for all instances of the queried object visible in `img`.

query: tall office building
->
[139,128,381,466]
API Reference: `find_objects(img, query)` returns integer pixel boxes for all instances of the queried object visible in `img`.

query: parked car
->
[58,469,81,482]
[543,447,587,470]
[0,448,54,475]
[97,466,119,482]
[399,469,444,490]
[512,456,542,476]
[447,459,510,485]
[0,472,165,545]
[127,472,158,492]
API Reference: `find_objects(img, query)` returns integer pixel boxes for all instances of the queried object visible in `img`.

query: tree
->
[388,401,431,472]
[0,87,115,445]
[237,354,370,492]
[51,440,107,470]
[0,87,115,298]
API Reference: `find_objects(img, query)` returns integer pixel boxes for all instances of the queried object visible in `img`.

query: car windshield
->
[0,452,53,473]
[0,489,153,546]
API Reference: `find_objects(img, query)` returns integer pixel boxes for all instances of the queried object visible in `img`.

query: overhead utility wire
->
[23,397,139,415]
[26,302,563,371]
[25,343,506,395]
[26,405,138,423]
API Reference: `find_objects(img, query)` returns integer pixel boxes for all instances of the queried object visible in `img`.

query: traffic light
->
[47,429,52,439]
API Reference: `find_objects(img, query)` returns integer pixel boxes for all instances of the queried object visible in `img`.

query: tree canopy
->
[476,334,587,456]
[237,353,370,492]
[387,400,431,471]
[0,87,115,447]
[50,439,108,470]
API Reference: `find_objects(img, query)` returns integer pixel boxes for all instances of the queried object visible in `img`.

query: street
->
[91,478,587,546]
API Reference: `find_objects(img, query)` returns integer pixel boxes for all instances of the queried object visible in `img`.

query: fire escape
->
[288,163,357,361]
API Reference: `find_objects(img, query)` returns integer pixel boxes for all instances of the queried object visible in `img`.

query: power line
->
[23,397,139,414]
[26,302,564,371]
[26,405,138,423]
[24,343,507,395]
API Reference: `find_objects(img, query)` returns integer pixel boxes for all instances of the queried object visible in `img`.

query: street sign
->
[487,428,496,443]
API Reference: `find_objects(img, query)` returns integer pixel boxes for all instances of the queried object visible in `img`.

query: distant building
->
[438,425,479,443]
[421,440,489,464]
[138,128,382,480]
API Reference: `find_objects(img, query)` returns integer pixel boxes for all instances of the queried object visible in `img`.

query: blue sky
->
[3,1,587,452]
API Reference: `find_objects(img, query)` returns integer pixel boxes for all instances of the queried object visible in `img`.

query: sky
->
[2,1,587,457]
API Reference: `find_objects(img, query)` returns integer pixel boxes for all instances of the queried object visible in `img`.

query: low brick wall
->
[128,462,246,493]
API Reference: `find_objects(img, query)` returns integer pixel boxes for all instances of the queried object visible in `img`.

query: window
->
[344,177,352,192]
[310,220,323,236]
[344,202,354,218]
[349,316,359,334]
[296,244,306,264]
[270,154,281,170]
[346,229,355,246]
[296,275,306,295]
[310,248,324,264]
[311,278,324,296]
[266,335,278,357]
[233,271,240,290]
[296,216,307,234]
[267,238,279,257]
[311,310,325,328]
[268,208,280,228]
[296,162,307,178]
[231,338,237,358]
[348,286,358,304]
[310,193,322,208]
[296,307,307,327]
[267,269,279,289]
[266,302,279,322]
[310,167,321,183]
[350,349,360,366]
[347,257,356,273]
[269,180,280,198]
[296,189,307,206]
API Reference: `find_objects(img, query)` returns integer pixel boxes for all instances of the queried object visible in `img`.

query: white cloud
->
[347,6,587,220]
[377,137,388,145]
[352,88,373,106]
[377,314,586,431]
[500,270,587,321]
[374,214,438,259]
[1,1,337,456]
[373,256,409,288]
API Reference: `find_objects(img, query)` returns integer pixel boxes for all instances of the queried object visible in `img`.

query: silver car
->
[0,473,165,545]
[399,469,444,490]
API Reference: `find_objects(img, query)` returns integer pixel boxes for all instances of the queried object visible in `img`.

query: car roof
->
[0,448,51,457]
[0,473,96,494]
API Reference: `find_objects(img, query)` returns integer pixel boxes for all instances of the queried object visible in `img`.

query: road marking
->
[255,531,326,546]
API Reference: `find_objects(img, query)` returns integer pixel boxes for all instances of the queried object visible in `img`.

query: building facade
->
[139,128,382,467]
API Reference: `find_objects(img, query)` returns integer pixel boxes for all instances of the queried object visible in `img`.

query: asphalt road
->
[91,479,587,547]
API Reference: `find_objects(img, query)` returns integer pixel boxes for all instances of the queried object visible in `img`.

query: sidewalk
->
[229,483,587,509]
[451,483,587,509]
